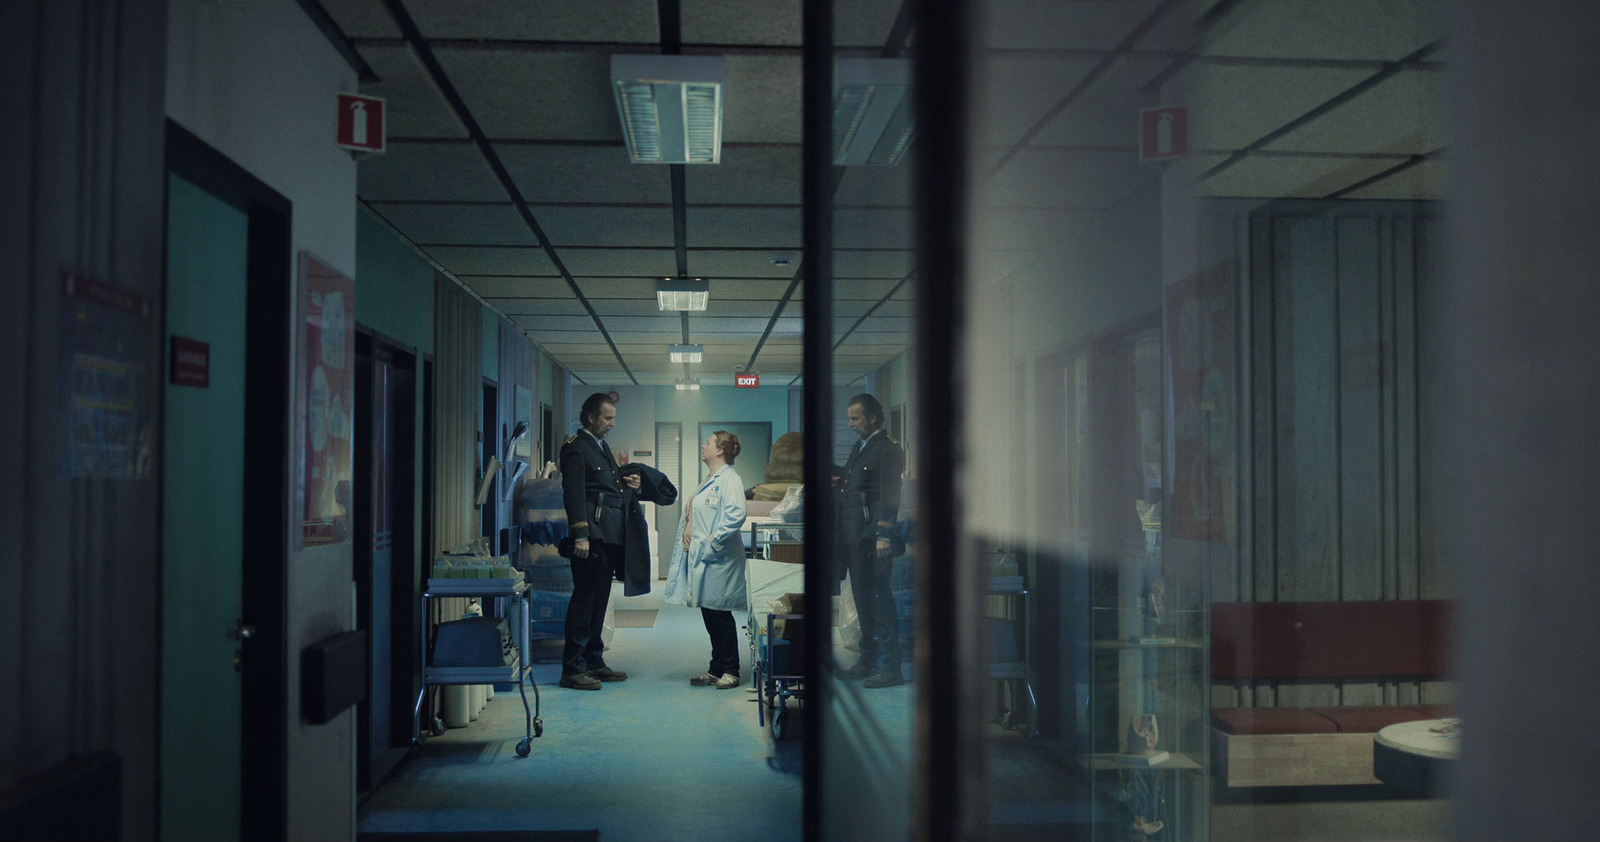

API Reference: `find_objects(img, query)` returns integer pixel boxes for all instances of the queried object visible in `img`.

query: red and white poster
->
[298,253,356,547]
[1166,260,1235,542]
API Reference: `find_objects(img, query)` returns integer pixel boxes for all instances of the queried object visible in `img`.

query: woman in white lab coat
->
[664,430,748,688]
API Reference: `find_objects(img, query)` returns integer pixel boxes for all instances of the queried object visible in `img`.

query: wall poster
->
[1166,260,1237,543]
[57,273,154,479]
[297,253,355,546]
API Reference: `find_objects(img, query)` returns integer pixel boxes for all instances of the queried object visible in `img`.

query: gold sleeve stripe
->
[571,521,589,529]
[877,521,893,527]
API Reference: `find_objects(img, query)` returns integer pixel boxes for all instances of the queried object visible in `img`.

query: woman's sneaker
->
[690,671,721,686]
[715,673,741,689]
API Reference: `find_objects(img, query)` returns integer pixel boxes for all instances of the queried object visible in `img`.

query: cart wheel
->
[534,717,544,738]
[516,737,531,757]
[430,717,446,737]
[770,708,787,740]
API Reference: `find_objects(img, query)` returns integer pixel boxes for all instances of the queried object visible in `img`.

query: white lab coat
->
[663,465,748,611]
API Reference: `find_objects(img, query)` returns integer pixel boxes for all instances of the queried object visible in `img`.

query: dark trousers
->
[701,607,740,677]
[846,541,901,672]
[562,546,619,675]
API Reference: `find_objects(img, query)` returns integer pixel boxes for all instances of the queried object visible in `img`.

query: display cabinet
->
[1088,542,1209,841]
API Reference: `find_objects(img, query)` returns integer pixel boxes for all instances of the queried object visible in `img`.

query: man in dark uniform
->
[558,392,641,690]
[836,393,906,688]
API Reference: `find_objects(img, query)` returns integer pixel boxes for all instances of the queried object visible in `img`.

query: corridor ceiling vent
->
[657,277,709,311]
[611,55,725,165]
[675,378,701,391]
[669,344,704,363]
[833,58,915,167]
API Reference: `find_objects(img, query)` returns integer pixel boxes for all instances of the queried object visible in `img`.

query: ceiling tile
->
[833,165,913,207]
[461,277,572,298]
[1195,153,1409,199]
[517,315,616,332]
[689,250,801,279]
[1030,57,1173,149]
[1342,157,1445,200]
[835,250,913,278]
[588,299,676,317]
[722,55,803,143]
[372,203,537,245]
[568,278,658,298]
[1191,65,1376,150]
[985,147,1156,209]
[978,56,1101,148]
[687,300,790,318]
[427,245,557,275]
[1262,70,1446,156]
[682,0,800,46]
[560,248,676,276]
[357,44,467,138]
[436,47,618,141]
[406,0,660,41]
[1205,0,1445,62]
[703,278,798,300]
[687,207,801,248]
[984,0,1174,51]
[489,297,590,316]
[834,208,914,249]
[834,279,901,300]
[504,144,673,203]
[357,141,507,201]
[538,207,676,247]
[683,145,801,204]
[321,0,401,38]
[836,0,907,49]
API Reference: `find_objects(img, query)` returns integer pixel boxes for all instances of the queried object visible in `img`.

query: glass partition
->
[959,2,1455,840]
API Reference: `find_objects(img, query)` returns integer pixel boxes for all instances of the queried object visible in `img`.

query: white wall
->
[166,2,359,839]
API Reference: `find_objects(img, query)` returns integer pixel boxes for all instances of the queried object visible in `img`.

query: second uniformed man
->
[836,393,906,688]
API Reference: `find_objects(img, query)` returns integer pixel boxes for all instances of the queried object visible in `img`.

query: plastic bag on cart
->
[769,484,805,541]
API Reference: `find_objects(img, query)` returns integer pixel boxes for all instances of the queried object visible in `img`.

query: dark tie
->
[600,439,613,463]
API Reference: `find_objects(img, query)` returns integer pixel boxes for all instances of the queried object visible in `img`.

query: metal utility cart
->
[413,576,543,756]
[753,611,804,740]
[745,519,806,740]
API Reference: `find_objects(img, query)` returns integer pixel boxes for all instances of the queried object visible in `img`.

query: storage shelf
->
[424,664,528,685]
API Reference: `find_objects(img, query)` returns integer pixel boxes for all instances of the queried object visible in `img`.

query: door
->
[161,172,248,841]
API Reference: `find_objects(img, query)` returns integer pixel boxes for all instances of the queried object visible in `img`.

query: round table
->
[1373,718,1459,795]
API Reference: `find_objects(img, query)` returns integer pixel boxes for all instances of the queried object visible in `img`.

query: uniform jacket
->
[835,429,905,553]
[560,430,625,544]
[663,465,748,611]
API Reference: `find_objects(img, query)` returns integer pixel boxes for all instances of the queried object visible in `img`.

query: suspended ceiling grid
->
[314,0,1446,386]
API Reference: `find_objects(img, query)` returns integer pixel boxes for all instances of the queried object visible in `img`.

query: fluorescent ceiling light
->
[833,58,915,167]
[656,277,709,311]
[675,378,701,391]
[669,344,704,363]
[611,55,725,165]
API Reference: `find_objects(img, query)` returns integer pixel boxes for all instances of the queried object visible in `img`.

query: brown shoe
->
[588,666,628,682]
[559,673,602,690]
[840,662,874,680]
[863,670,904,689]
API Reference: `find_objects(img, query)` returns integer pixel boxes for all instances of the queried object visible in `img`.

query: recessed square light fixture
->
[833,58,915,166]
[675,378,701,391]
[612,55,725,165]
[657,277,709,311]
[669,344,704,363]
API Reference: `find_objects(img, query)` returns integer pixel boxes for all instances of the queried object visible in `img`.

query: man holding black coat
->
[558,392,641,690]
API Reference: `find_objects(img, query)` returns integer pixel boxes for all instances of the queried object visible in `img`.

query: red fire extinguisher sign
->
[337,94,386,154]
